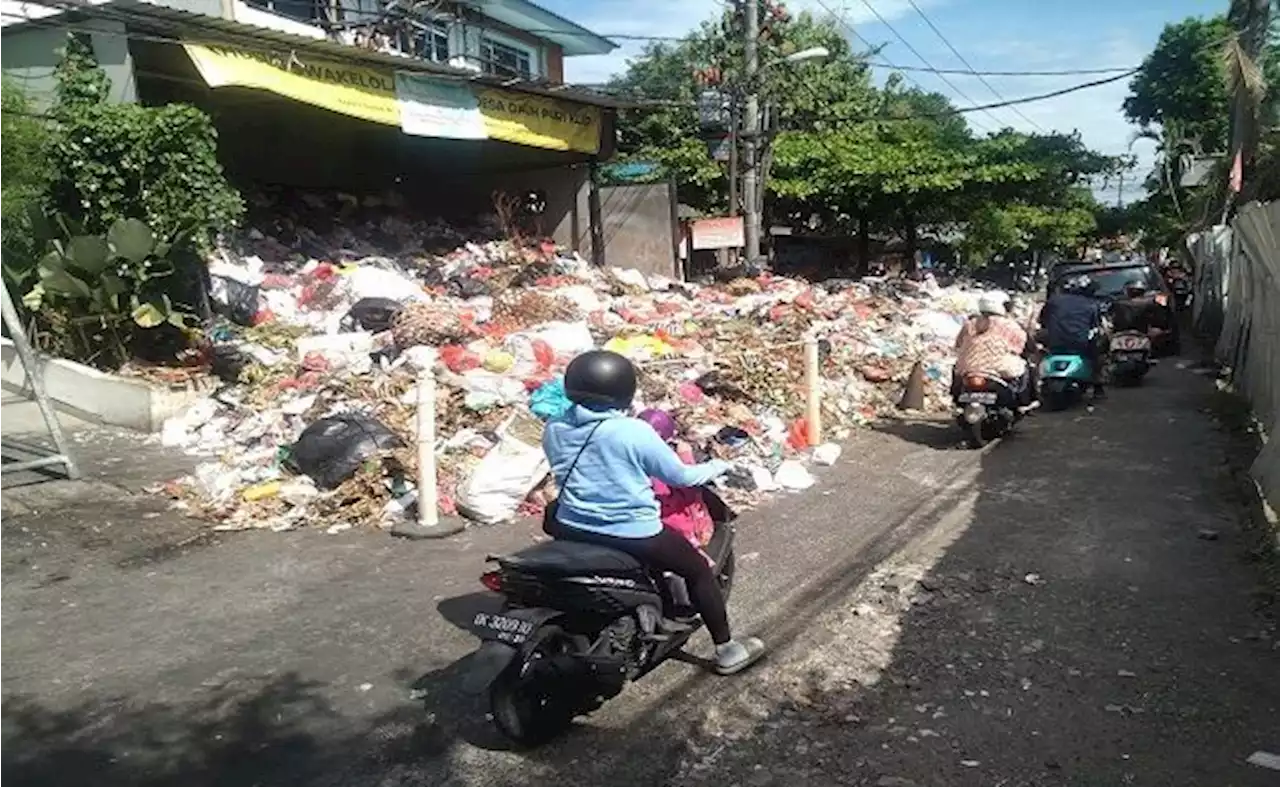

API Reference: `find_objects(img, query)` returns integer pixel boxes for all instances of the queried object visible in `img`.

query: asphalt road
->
[3,357,1277,787]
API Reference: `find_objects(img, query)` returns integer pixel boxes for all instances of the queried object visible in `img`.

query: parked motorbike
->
[461,488,737,747]
[1109,329,1153,385]
[953,372,1030,447]
[1039,352,1096,411]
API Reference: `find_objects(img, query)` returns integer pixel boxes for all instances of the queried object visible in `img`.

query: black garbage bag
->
[419,267,446,288]
[695,371,752,402]
[447,275,492,299]
[288,414,404,489]
[210,344,250,384]
[211,276,261,327]
[511,261,555,288]
[342,297,404,333]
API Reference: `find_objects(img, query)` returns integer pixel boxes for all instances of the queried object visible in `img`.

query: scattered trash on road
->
[1246,751,1280,771]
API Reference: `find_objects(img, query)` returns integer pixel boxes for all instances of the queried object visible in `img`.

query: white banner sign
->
[395,74,486,140]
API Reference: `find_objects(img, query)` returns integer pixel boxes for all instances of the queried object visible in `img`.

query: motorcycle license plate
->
[473,612,536,643]
[1115,352,1144,363]
[1111,334,1151,351]
[958,392,998,404]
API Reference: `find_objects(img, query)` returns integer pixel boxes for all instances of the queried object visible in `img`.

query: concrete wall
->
[1,20,137,106]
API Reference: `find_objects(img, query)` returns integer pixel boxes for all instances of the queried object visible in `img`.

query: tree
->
[1124,17,1233,156]
[45,33,243,246]
[1,80,53,290]
[606,8,876,215]
[1121,11,1280,238]
[609,5,1114,272]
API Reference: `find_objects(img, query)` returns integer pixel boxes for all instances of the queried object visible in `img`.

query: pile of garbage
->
[158,189,1024,534]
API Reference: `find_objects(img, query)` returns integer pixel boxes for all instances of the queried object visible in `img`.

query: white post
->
[417,369,439,528]
[804,336,822,446]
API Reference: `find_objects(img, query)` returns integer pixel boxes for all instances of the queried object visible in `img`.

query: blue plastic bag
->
[530,377,572,421]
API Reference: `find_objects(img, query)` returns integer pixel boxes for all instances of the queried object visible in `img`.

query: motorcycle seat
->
[497,540,644,576]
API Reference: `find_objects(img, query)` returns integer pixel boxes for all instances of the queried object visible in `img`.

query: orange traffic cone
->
[897,361,926,411]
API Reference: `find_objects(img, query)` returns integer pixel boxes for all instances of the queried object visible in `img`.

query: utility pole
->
[728,94,739,218]
[742,0,761,265]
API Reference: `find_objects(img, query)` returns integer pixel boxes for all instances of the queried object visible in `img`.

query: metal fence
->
[1187,201,1280,514]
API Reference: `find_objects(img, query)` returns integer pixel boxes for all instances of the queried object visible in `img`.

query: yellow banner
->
[475,88,602,155]
[185,45,602,153]
[184,44,400,127]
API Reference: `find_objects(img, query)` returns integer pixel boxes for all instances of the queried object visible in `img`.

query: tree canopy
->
[1119,8,1280,248]
[606,7,1115,268]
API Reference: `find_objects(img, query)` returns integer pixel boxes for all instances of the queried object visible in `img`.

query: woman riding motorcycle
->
[541,350,766,676]
[953,293,1033,406]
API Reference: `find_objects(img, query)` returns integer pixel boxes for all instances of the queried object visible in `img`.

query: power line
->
[810,0,993,134]
[903,0,1046,132]
[866,62,1135,77]
[855,0,1007,131]
[1,4,1149,75]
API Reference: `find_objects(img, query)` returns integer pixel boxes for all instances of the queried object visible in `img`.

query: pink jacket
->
[651,444,714,555]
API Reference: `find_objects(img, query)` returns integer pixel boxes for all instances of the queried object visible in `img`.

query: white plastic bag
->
[345,265,429,303]
[530,321,595,357]
[455,433,549,525]
[775,460,816,491]
[459,369,527,410]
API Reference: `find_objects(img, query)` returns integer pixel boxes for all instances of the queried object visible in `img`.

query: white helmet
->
[978,293,1007,316]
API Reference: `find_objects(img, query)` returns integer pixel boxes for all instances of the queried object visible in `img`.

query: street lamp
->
[776,46,830,66]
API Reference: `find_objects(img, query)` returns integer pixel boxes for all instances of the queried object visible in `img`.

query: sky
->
[541,0,1227,204]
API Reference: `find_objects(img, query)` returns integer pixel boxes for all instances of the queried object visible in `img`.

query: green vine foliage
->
[1,79,54,293]
[48,33,244,250]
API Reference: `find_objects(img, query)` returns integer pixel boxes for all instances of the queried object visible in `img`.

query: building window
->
[481,36,534,79]
[245,0,318,23]
[400,21,450,63]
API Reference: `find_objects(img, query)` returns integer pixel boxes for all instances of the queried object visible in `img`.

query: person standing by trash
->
[541,350,766,676]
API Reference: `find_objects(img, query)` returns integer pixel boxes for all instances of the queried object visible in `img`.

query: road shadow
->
[872,416,967,450]
[665,360,1280,786]
[436,592,503,634]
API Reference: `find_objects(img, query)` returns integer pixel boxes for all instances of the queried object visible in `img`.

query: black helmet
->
[564,350,637,409]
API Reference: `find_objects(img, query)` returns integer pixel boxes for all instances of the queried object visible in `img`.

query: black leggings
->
[548,523,732,645]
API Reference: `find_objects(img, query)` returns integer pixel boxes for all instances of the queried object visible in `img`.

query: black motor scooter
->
[460,488,737,747]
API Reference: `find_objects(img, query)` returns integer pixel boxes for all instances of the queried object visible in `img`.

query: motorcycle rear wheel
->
[1043,386,1070,411]
[489,626,579,747]
[965,421,989,448]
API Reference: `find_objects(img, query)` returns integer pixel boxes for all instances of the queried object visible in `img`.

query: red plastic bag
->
[440,345,481,373]
[787,418,811,451]
[301,351,331,372]
[532,339,555,371]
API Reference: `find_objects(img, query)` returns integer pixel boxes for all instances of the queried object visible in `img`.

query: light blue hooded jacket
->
[543,404,731,538]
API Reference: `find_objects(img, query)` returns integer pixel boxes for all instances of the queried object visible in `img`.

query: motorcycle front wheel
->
[489,626,580,747]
